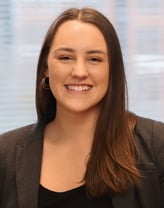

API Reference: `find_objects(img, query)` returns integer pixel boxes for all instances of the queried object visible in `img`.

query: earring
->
[41,77,49,90]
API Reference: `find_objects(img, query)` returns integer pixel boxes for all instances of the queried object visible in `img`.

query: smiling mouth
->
[64,85,92,92]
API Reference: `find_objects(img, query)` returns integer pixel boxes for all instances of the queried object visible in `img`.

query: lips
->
[64,84,92,92]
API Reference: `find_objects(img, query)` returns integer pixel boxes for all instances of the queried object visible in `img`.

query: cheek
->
[102,77,109,96]
[47,62,60,82]
[99,70,110,98]
[49,71,60,90]
[48,60,69,80]
[98,68,109,88]
[48,67,68,93]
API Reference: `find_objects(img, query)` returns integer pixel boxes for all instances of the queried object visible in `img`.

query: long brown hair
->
[35,8,140,198]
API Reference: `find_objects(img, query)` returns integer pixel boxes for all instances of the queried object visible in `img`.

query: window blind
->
[0,0,164,133]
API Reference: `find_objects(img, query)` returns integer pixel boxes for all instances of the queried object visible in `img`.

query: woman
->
[0,7,164,208]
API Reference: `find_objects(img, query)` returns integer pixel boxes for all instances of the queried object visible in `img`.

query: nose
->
[71,58,88,78]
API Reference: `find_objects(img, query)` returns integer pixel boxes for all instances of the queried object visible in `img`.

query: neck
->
[44,107,99,145]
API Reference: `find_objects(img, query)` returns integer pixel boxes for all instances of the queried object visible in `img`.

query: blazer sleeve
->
[152,120,164,207]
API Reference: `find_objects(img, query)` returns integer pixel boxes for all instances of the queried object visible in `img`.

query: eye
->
[89,57,103,63]
[58,55,72,61]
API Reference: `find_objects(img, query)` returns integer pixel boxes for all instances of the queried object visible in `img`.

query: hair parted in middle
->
[35,7,141,198]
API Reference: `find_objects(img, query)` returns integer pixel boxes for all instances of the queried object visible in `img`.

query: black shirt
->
[38,185,113,208]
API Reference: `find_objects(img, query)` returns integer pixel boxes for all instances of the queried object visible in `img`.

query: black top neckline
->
[40,184,85,195]
[38,184,113,208]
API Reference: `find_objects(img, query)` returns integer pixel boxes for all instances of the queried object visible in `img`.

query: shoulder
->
[134,115,164,206]
[0,124,36,153]
[135,115,164,135]
[135,115,164,146]
[135,115,164,171]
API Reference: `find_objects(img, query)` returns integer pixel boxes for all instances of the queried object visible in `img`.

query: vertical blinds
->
[0,0,164,133]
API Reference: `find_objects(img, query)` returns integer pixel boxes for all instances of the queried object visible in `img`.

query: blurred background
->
[0,0,164,133]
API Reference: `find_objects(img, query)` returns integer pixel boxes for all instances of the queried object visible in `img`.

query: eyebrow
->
[53,47,107,55]
[87,50,106,55]
[53,47,74,53]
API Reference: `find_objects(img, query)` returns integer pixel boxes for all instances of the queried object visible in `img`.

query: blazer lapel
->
[16,123,44,208]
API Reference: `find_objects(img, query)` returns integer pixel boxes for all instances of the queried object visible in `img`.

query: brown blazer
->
[0,116,164,208]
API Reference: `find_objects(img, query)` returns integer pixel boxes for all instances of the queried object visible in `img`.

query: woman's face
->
[46,20,109,114]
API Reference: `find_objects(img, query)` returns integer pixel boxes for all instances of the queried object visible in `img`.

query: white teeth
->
[66,85,92,91]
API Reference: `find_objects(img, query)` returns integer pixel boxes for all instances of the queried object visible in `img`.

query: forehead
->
[51,20,107,50]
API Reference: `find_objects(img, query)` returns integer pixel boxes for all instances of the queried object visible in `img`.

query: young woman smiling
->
[0,7,164,208]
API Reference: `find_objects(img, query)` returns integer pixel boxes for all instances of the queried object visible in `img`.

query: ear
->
[44,69,49,77]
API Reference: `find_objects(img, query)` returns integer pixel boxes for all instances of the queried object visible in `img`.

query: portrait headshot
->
[0,1,164,208]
